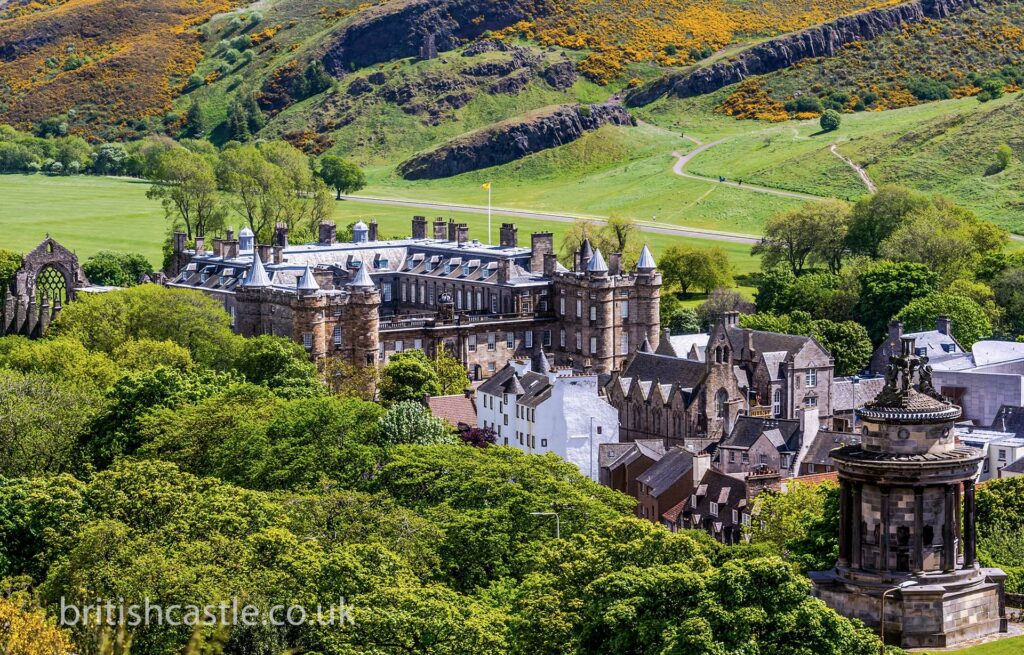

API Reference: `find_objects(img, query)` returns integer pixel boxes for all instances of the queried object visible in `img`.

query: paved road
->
[830,144,877,194]
[345,195,761,245]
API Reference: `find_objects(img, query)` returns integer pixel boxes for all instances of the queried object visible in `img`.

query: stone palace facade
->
[167,217,661,378]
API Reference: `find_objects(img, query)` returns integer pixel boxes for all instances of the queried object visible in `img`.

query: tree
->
[458,425,497,447]
[992,144,1013,174]
[993,267,1024,336]
[318,155,366,199]
[696,289,754,328]
[0,597,74,655]
[92,143,128,175]
[231,335,322,398]
[146,147,225,239]
[750,481,840,572]
[182,100,206,138]
[111,338,194,373]
[846,185,930,258]
[894,292,992,349]
[50,285,240,370]
[374,401,454,448]
[660,246,734,295]
[0,249,22,304]
[856,260,938,342]
[596,215,642,268]
[218,144,291,240]
[754,200,850,276]
[808,318,873,376]
[878,196,1006,283]
[433,348,469,395]
[380,350,442,404]
[82,251,153,287]
[0,368,102,477]
[819,109,841,132]
[661,292,701,335]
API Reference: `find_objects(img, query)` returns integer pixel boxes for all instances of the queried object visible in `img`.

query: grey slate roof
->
[1003,455,1024,475]
[720,416,801,452]
[727,327,814,358]
[637,244,656,270]
[989,405,1024,438]
[622,351,707,390]
[636,447,695,497]
[832,376,887,412]
[802,430,860,468]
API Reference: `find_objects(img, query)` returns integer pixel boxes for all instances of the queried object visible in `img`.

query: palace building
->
[167,217,661,377]
[811,336,1008,648]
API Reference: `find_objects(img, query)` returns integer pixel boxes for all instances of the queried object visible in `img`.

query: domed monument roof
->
[857,336,961,424]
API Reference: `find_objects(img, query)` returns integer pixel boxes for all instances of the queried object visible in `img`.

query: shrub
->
[819,109,841,132]
[906,76,952,101]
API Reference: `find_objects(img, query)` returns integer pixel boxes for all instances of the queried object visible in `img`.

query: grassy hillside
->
[636,90,1024,232]
[0,0,234,137]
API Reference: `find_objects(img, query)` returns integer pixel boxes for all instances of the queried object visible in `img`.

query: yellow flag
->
[482,182,491,190]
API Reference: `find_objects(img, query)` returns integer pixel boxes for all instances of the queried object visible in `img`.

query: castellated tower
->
[552,242,661,374]
[811,336,1007,649]
[234,254,380,368]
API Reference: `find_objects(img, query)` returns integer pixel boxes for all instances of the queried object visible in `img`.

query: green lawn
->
[916,635,1024,655]
[0,174,763,278]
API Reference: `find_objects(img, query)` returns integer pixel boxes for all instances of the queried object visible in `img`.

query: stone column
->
[943,484,956,572]
[880,486,890,571]
[838,479,851,567]
[955,482,963,561]
[964,480,977,567]
[851,483,863,569]
[913,487,925,573]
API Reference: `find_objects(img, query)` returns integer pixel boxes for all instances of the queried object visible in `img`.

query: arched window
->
[715,389,728,418]
[35,265,68,305]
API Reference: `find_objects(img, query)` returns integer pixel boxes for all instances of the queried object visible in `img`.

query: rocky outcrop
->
[540,60,577,90]
[322,0,547,76]
[397,103,632,179]
[627,0,984,106]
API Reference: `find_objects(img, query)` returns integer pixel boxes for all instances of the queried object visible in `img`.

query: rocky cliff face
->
[627,0,983,106]
[322,0,548,76]
[397,103,632,179]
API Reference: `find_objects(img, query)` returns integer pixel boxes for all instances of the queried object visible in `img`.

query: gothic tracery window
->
[35,266,67,305]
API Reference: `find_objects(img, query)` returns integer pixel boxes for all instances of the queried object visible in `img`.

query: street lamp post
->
[879,580,916,654]
[530,511,560,539]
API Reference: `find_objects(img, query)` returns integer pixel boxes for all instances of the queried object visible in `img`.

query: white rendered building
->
[476,352,619,480]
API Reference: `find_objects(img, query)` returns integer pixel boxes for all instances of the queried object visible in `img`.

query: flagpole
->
[487,183,492,244]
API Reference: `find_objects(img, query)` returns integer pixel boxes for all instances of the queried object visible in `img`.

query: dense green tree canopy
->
[855,260,938,342]
[379,350,443,404]
[81,250,153,287]
[894,292,992,349]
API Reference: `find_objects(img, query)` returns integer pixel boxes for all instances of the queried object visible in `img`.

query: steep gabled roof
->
[802,429,860,468]
[720,415,801,451]
[621,351,707,391]
[637,448,694,497]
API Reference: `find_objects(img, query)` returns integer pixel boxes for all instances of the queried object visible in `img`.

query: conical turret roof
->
[349,264,374,288]
[588,248,608,273]
[297,265,320,292]
[242,253,271,288]
[637,244,656,270]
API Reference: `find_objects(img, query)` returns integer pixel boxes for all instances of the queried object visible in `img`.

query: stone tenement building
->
[167,218,661,377]
[604,312,834,451]
[811,336,1007,649]
[2,237,91,338]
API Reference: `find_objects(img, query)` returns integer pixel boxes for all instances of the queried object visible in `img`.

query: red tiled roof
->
[427,394,478,427]
[661,499,687,524]
[792,472,839,486]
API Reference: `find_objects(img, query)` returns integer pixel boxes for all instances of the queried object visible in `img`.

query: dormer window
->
[376,258,389,270]
[916,347,927,357]
[462,263,470,276]
[942,343,956,353]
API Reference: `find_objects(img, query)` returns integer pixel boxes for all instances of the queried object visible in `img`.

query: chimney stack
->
[369,220,379,242]
[531,232,554,274]
[319,221,337,245]
[257,244,272,263]
[937,315,952,336]
[223,240,239,259]
[433,218,447,241]
[499,223,518,248]
[412,216,427,240]
[447,220,457,242]
[212,238,224,258]
[608,252,621,276]
[543,252,557,277]
[226,227,235,241]
[273,245,284,265]
[173,231,187,254]
[723,311,740,328]
[456,224,469,245]
[194,236,205,254]
[274,223,289,249]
